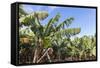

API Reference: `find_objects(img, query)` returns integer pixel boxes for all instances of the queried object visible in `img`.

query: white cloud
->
[22,5,34,13]
[22,5,60,14]
[48,6,59,13]
[50,6,58,9]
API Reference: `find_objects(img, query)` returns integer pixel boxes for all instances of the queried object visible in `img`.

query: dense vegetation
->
[19,5,96,64]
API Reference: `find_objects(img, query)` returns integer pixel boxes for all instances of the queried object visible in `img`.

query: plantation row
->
[19,5,96,64]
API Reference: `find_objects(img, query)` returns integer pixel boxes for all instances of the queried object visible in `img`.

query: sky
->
[21,4,96,37]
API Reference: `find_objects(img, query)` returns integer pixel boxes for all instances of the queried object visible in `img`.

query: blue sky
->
[21,4,96,37]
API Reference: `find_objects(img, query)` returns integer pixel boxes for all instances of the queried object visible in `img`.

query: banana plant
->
[68,35,96,60]
[19,10,81,63]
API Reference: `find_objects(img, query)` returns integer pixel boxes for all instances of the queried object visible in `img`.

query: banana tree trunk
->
[58,50,61,61]
[33,37,39,63]
[37,48,51,63]
[33,48,38,63]
[47,52,52,62]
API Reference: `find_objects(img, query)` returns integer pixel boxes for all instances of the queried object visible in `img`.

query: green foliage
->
[19,5,27,17]
[19,7,96,63]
